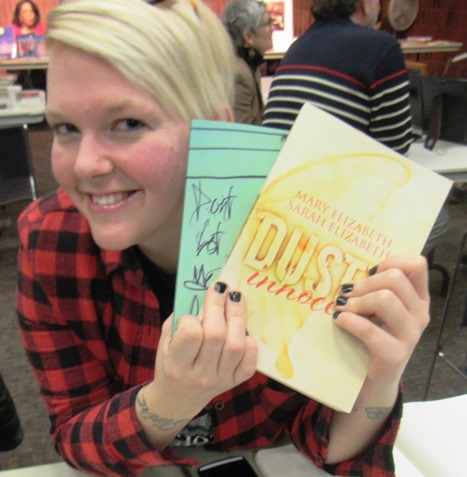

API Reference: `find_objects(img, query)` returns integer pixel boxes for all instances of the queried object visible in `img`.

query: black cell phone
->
[197,456,259,477]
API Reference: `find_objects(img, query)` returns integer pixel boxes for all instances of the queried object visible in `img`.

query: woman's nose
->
[73,136,114,179]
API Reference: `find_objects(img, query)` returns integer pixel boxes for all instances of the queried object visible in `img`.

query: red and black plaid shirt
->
[16,189,401,477]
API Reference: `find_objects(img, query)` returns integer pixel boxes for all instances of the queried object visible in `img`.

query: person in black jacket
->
[0,373,23,452]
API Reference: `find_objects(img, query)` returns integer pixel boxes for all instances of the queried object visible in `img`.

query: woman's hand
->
[136,281,257,449]
[333,254,430,383]
[326,254,430,464]
[156,281,257,412]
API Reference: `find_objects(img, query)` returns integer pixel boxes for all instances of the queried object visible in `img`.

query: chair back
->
[0,125,37,207]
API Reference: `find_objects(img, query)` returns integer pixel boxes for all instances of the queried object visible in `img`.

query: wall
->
[1,0,465,78]
[379,0,466,78]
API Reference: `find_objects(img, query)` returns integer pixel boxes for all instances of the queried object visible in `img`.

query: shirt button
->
[214,401,225,411]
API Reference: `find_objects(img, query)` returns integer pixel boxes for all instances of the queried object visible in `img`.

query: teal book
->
[173,120,286,323]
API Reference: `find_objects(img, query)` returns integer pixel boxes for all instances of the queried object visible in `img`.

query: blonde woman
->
[17,1,429,476]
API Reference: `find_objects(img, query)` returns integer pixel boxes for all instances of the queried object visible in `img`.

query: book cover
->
[173,120,286,321]
[16,33,44,57]
[0,26,15,59]
[219,103,452,412]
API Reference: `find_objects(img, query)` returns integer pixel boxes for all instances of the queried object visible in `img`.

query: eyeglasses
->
[257,18,273,29]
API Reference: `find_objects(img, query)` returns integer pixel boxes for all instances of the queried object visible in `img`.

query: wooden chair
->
[405,60,429,75]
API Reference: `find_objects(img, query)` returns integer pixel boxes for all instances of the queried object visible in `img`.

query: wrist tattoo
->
[137,395,190,431]
[365,406,392,420]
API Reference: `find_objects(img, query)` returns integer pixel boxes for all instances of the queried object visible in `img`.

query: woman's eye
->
[113,119,145,131]
[53,123,79,136]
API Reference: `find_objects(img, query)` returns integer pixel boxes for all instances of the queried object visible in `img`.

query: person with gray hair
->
[16,1,431,476]
[223,0,273,124]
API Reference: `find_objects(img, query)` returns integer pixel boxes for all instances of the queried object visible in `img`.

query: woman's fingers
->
[334,291,421,359]
[218,290,257,384]
[161,314,203,376]
[167,281,255,387]
[195,282,229,373]
[333,255,431,375]
[371,255,430,303]
[337,255,430,327]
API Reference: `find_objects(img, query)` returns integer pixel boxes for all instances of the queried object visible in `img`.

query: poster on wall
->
[264,0,294,52]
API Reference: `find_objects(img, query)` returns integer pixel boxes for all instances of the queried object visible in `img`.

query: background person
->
[222,0,273,124]
[12,0,46,37]
[262,0,449,257]
[17,1,429,476]
[0,373,23,455]
[262,0,412,154]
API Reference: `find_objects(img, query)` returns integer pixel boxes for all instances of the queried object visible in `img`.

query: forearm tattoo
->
[136,394,190,431]
[365,407,392,419]
[352,405,392,420]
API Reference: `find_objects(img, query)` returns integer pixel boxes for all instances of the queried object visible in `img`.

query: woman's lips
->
[91,192,131,206]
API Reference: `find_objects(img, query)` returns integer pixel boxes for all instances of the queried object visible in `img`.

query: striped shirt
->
[263,18,413,154]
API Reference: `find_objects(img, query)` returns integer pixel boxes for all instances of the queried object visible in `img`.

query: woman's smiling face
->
[46,46,190,270]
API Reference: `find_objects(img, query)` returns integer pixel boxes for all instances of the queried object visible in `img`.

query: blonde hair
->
[46,0,235,121]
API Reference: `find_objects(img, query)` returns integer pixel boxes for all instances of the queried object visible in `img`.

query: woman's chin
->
[90,227,136,252]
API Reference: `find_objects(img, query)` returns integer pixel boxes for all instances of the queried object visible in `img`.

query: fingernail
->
[229,291,241,302]
[215,281,227,293]
[341,283,353,294]
[336,296,347,306]
[369,265,378,276]
[333,311,341,319]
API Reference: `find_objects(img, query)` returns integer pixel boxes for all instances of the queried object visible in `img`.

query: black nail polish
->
[336,296,347,306]
[333,311,341,319]
[369,265,378,276]
[341,283,354,294]
[229,291,241,302]
[215,281,227,293]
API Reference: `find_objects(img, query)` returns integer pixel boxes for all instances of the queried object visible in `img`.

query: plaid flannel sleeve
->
[15,197,191,476]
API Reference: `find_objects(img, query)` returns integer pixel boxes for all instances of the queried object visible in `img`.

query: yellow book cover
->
[220,103,452,412]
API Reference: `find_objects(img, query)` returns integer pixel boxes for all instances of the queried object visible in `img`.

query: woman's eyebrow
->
[45,100,152,121]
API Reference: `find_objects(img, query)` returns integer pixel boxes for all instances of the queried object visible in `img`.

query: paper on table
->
[255,445,331,477]
[392,447,425,477]
[394,394,467,477]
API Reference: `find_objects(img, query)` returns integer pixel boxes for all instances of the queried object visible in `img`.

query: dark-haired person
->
[12,0,46,37]
[263,0,448,256]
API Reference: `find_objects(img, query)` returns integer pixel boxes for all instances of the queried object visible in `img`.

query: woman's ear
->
[213,104,234,123]
[209,103,234,123]
[242,30,254,48]
[223,105,234,123]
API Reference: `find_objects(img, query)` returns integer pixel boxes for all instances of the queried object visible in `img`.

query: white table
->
[408,139,467,182]
[0,89,45,127]
[0,444,330,477]
[0,461,181,477]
